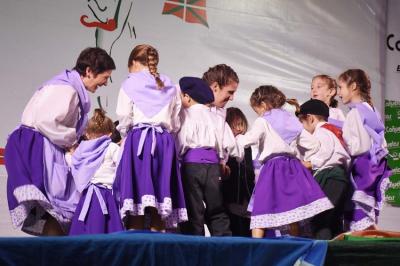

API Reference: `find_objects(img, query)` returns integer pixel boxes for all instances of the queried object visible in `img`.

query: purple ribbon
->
[78,184,108,222]
[133,123,164,156]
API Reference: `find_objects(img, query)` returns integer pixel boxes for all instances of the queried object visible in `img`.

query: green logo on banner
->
[385,100,400,206]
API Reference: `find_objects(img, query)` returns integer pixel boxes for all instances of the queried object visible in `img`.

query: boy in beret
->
[177,77,239,236]
[298,99,351,239]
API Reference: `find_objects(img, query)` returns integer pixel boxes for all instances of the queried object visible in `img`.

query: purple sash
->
[40,69,90,138]
[122,71,176,118]
[71,136,112,193]
[262,108,303,145]
[78,184,109,222]
[183,148,219,164]
[348,102,387,163]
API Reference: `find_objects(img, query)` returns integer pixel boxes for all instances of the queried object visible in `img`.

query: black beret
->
[299,99,329,118]
[179,76,214,104]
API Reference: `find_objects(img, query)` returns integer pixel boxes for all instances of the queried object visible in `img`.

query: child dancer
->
[298,99,351,239]
[114,44,187,231]
[236,85,333,238]
[178,77,238,236]
[337,69,391,231]
[69,109,123,235]
[223,107,255,237]
[311,74,346,127]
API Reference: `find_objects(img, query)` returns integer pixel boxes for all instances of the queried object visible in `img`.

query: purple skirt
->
[69,185,123,235]
[347,153,391,231]
[114,127,188,228]
[5,127,72,235]
[249,155,333,229]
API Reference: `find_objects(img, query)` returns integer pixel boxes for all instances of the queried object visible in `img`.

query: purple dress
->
[345,103,391,231]
[248,109,333,230]
[69,136,123,235]
[113,71,188,228]
[5,70,89,235]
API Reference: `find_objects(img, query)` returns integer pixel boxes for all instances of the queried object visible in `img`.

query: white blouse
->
[329,107,346,122]
[21,85,80,148]
[236,117,320,163]
[342,102,387,156]
[308,122,351,172]
[177,104,239,160]
[116,88,181,137]
[91,142,120,189]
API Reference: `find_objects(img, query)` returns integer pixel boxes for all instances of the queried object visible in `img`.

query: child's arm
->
[115,88,134,138]
[296,129,321,160]
[236,118,265,160]
[171,87,182,133]
[343,109,371,156]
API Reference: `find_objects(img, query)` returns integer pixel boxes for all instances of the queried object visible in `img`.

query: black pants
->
[312,176,349,240]
[180,163,231,236]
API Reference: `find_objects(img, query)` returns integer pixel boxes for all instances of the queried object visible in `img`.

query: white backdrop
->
[0,0,398,236]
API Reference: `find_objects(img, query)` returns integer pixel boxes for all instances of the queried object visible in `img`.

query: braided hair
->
[128,44,164,89]
[86,108,115,138]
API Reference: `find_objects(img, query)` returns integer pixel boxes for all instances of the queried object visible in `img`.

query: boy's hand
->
[220,164,231,180]
[301,161,312,170]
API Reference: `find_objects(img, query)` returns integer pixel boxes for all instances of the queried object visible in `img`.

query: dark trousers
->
[180,163,231,236]
[312,167,349,240]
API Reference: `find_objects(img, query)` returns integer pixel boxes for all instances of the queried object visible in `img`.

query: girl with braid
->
[235,85,333,238]
[337,69,391,231]
[114,44,188,232]
[69,109,123,235]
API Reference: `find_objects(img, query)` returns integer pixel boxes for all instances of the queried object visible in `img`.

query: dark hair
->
[74,47,116,77]
[226,107,248,133]
[312,74,338,108]
[110,121,122,144]
[202,64,239,88]
[338,69,373,107]
[86,108,115,138]
[298,114,327,122]
[250,85,287,109]
[128,44,164,89]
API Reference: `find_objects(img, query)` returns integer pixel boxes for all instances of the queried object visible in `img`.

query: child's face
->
[311,77,335,106]
[180,92,191,108]
[300,115,316,134]
[230,119,246,136]
[337,79,356,104]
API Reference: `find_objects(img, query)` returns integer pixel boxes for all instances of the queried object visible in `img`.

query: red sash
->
[321,123,346,149]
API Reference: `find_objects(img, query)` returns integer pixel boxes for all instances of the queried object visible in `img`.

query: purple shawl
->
[71,136,111,193]
[348,102,387,163]
[121,70,176,118]
[263,108,303,145]
[40,69,91,138]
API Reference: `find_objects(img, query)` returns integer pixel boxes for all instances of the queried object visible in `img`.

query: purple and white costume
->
[114,70,188,228]
[343,102,391,231]
[5,70,88,235]
[328,107,346,128]
[236,108,333,230]
[69,136,123,235]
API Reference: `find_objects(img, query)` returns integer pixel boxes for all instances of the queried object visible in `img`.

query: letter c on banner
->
[387,34,394,51]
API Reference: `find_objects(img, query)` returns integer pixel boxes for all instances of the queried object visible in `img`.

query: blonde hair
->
[128,44,164,89]
[86,109,115,138]
[312,74,338,108]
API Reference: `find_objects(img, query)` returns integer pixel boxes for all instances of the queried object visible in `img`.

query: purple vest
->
[262,108,303,145]
[40,69,90,138]
[348,102,387,163]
